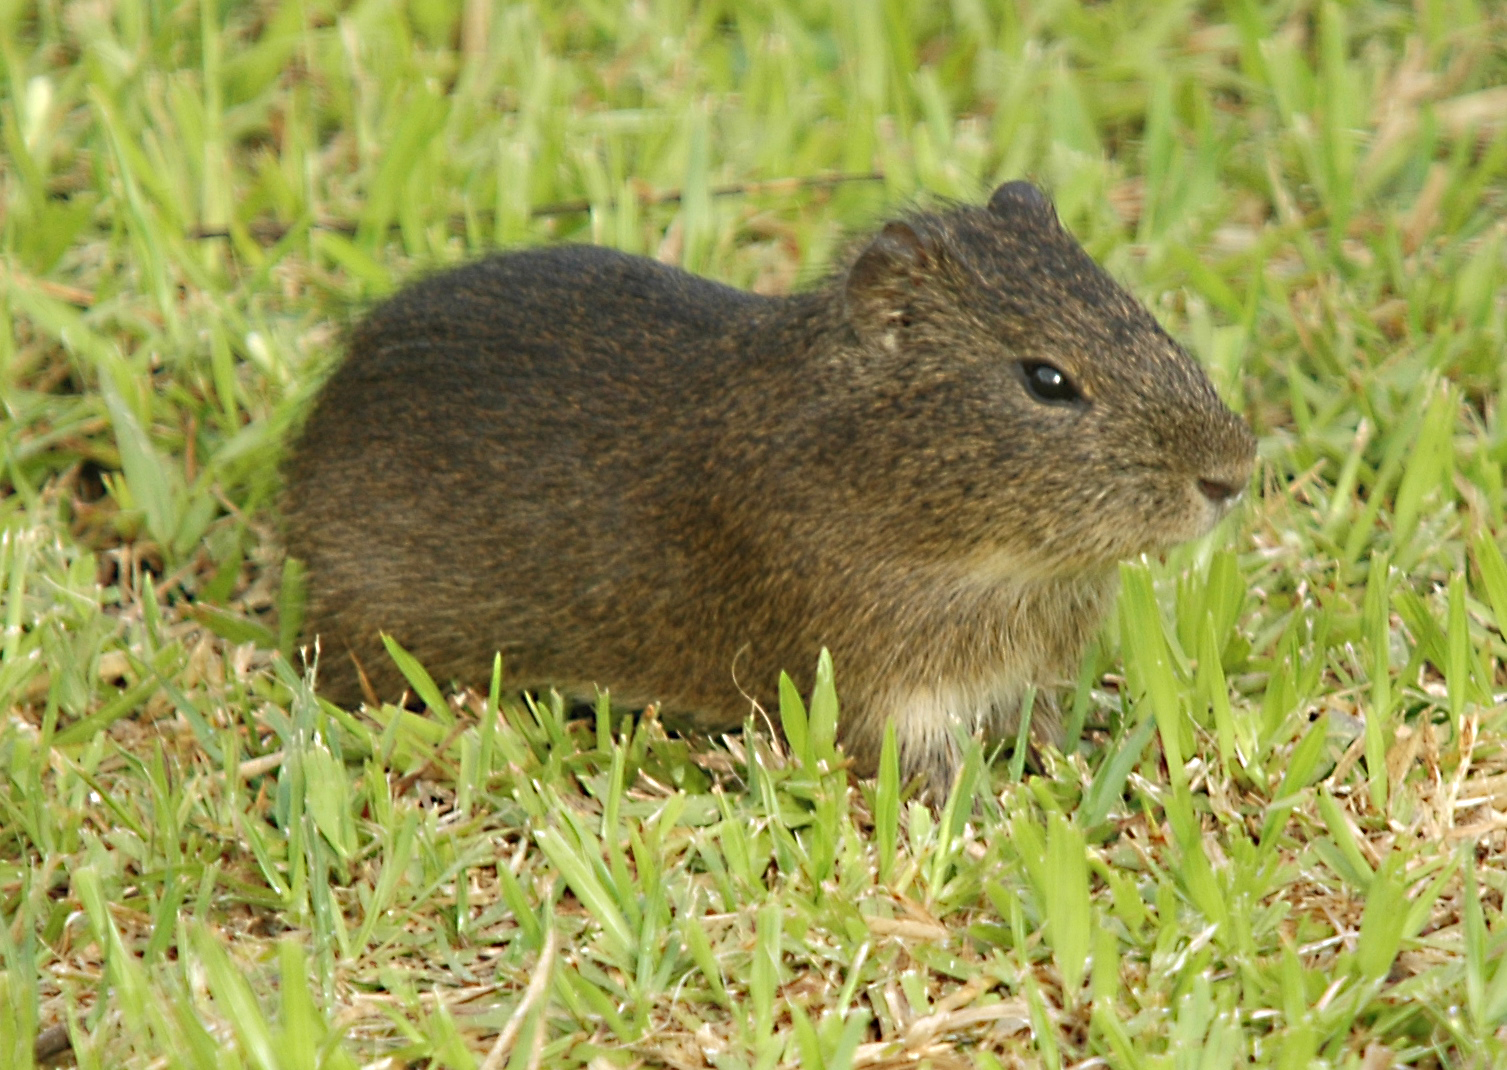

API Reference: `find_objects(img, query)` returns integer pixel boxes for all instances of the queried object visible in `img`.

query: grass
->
[3,0,1507,1065]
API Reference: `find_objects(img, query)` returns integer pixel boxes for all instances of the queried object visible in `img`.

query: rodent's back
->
[292,248,794,561]
[302,247,768,463]
[285,246,802,707]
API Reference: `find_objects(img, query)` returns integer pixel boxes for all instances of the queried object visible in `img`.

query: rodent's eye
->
[1021,362,1082,405]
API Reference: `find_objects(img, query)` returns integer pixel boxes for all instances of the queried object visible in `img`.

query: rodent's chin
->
[1162,490,1243,549]
[1088,491,1245,568]
[957,506,1232,583]
[1199,486,1245,529]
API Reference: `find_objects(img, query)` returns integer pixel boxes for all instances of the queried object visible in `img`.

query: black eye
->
[1021,362,1082,405]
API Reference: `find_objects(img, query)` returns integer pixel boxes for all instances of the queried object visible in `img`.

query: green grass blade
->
[379,633,456,726]
[1044,812,1091,1001]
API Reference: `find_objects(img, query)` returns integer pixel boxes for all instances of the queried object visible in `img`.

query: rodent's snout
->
[1163,449,1253,547]
[1181,409,1253,524]
[1192,425,1256,512]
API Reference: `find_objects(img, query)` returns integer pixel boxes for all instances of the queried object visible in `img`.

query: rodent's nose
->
[1197,477,1243,504]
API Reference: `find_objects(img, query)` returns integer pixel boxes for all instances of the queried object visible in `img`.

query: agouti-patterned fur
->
[284,182,1256,796]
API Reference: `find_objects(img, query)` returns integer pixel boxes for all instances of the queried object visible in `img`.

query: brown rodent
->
[284,181,1255,796]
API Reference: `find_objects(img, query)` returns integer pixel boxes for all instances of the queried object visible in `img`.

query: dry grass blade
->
[479,926,557,1070]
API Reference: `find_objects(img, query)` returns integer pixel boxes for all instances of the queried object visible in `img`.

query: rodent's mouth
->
[1179,482,1245,544]
[948,466,1247,581]
[1080,488,1239,566]
[1129,459,1251,545]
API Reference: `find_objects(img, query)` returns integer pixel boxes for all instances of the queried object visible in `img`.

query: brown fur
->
[283,182,1256,796]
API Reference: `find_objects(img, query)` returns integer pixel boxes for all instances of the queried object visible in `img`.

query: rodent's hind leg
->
[982,686,1067,765]
[875,683,1060,805]
[904,731,966,806]
[882,689,976,805]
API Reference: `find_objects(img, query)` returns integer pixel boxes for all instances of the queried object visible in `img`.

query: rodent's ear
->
[845,221,935,345]
[988,181,1058,224]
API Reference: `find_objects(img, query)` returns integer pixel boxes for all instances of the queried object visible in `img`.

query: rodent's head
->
[835,181,1256,578]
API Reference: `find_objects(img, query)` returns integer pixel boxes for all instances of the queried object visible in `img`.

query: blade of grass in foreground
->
[380,633,456,727]
[1044,812,1090,1002]
[874,720,900,885]
[1363,553,1394,812]
[1119,561,1188,787]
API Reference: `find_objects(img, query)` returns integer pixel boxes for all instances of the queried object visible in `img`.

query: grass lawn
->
[4,0,1507,1066]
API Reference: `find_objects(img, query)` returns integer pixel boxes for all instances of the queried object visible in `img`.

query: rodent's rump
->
[284,181,1256,796]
